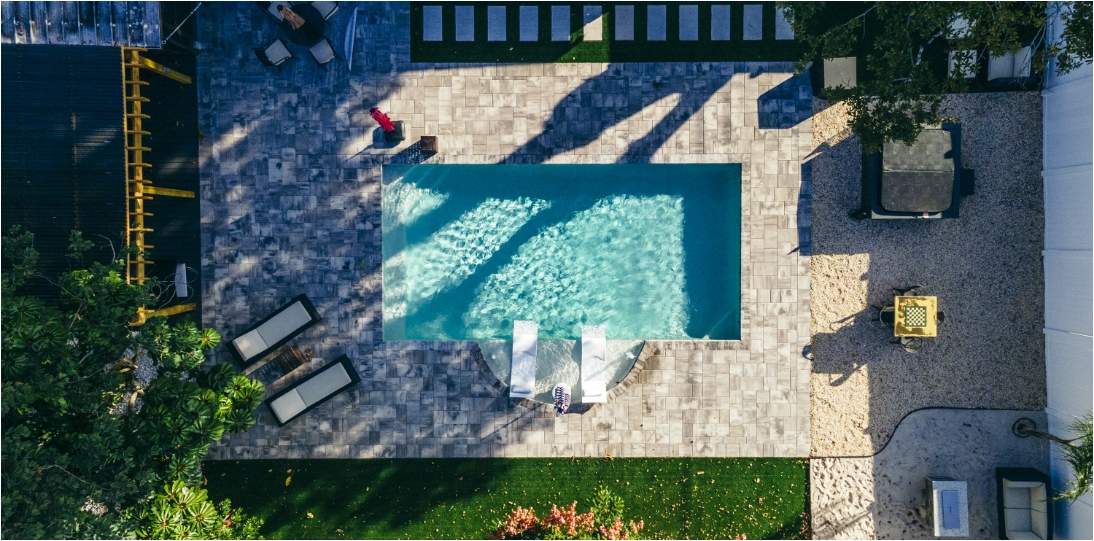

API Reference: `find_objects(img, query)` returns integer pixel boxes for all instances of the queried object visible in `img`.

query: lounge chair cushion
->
[510,321,538,398]
[232,329,268,360]
[255,301,313,346]
[269,389,308,422]
[295,362,353,405]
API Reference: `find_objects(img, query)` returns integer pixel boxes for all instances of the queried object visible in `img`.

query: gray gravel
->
[808,92,1047,457]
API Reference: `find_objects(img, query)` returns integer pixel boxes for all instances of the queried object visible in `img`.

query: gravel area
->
[811,408,1050,539]
[809,93,1047,457]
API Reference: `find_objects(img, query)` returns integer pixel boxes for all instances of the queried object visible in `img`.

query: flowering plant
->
[489,489,644,540]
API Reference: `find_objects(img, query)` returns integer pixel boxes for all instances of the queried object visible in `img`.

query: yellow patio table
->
[893,296,938,337]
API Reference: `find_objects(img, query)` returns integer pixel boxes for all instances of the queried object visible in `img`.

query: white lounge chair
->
[265,355,360,426]
[581,325,607,403]
[509,320,537,399]
[229,295,321,369]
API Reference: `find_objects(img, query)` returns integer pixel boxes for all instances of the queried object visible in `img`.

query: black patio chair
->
[254,38,296,69]
[307,36,341,70]
[874,304,895,327]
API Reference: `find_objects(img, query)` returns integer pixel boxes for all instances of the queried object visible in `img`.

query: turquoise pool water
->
[382,164,741,341]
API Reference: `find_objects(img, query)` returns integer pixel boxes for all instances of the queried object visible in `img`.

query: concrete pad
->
[615,5,633,40]
[583,6,602,41]
[519,6,538,41]
[711,5,730,41]
[679,4,698,41]
[488,5,506,41]
[811,409,1050,539]
[646,4,666,41]
[551,5,569,41]
[775,7,794,40]
[743,4,762,41]
[422,6,442,41]
[455,5,474,41]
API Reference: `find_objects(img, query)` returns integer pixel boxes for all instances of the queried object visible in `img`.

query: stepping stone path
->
[583,6,602,41]
[422,5,442,41]
[416,4,797,58]
[520,6,538,42]
[615,5,634,41]
[647,4,666,41]
[743,4,763,41]
[488,5,506,41]
[679,4,698,41]
[551,5,569,41]
[455,5,474,41]
[776,7,794,40]
[711,5,731,40]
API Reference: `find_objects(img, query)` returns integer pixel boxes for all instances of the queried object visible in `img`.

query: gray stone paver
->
[200,2,811,460]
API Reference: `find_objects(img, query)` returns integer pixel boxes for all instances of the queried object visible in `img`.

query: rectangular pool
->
[382,164,741,340]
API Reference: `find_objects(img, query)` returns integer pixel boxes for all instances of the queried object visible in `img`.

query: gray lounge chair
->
[228,295,321,369]
[265,355,360,426]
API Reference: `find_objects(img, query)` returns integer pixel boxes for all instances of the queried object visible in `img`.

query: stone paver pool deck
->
[201,2,811,459]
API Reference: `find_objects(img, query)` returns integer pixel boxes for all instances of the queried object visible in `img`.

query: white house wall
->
[1042,4,1093,538]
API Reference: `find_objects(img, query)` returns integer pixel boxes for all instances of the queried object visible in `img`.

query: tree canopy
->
[780,1,1093,151]
[1,228,264,539]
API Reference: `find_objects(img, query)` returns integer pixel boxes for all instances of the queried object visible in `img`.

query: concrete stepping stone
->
[679,4,698,41]
[423,6,443,41]
[520,6,538,41]
[456,5,474,41]
[711,5,731,40]
[776,7,794,40]
[615,5,634,40]
[743,4,762,41]
[647,4,666,41]
[488,5,506,41]
[551,5,569,41]
[583,6,602,41]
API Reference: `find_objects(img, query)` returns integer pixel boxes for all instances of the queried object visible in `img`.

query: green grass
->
[204,457,810,539]
[410,2,804,63]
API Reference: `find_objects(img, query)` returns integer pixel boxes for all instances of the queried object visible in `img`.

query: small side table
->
[894,296,938,337]
[384,121,406,142]
[926,477,969,537]
[419,135,438,154]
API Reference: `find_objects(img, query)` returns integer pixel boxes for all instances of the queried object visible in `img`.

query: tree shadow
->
[500,63,738,164]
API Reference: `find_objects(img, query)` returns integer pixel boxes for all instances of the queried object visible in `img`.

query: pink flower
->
[490,506,541,539]
[542,501,595,537]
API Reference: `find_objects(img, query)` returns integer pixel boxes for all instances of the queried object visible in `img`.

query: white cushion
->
[1029,508,1047,539]
[1006,508,1032,533]
[232,329,268,360]
[1004,486,1032,508]
[255,301,313,346]
[269,389,307,422]
[296,362,352,405]
[265,39,292,64]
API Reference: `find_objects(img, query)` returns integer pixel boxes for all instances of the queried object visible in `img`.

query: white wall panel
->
[1044,166,1094,251]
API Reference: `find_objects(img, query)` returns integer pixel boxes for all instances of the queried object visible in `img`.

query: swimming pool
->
[382,164,741,341]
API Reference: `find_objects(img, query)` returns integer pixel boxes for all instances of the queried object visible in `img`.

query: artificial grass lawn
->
[204,457,809,539]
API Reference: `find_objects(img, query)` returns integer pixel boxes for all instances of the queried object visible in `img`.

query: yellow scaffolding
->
[122,47,197,325]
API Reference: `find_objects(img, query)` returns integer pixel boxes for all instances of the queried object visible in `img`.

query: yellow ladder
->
[121,47,197,325]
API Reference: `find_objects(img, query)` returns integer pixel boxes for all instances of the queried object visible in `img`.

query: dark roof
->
[0,1,161,47]
[1,45,126,300]
[1,45,201,316]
